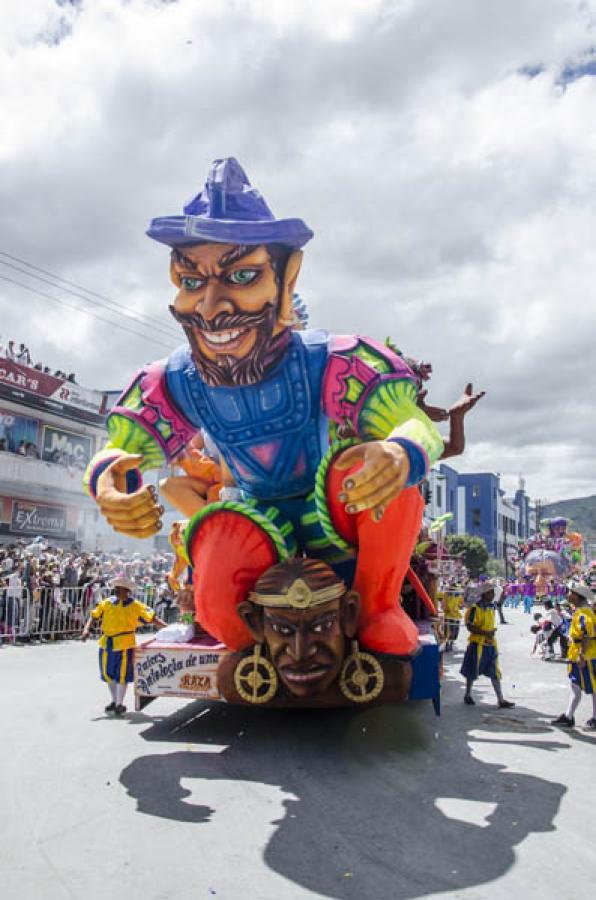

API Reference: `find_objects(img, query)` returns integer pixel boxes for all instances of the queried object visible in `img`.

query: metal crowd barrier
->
[0,583,176,645]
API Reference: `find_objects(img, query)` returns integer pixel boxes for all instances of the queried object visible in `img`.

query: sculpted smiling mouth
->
[280,664,330,684]
[198,327,249,347]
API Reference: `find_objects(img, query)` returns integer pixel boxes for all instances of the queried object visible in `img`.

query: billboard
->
[0,358,106,425]
[0,408,39,453]
[10,500,68,537]
[41,425,93,470]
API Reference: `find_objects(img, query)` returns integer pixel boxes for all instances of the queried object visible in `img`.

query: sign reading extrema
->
[0,359,106,425]
[10,500,67,537]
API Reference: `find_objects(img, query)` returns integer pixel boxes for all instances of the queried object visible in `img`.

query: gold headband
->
[249,578,346,610]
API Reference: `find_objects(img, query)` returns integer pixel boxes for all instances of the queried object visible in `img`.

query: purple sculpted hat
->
[146,157,314,249]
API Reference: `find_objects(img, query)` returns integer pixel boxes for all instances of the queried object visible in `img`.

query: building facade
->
[425,465,536,559]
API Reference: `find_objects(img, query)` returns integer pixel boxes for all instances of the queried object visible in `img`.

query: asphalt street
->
[1,605,594,900]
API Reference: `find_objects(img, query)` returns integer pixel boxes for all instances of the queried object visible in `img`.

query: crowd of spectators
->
[0,434,87,470]
[0,335,76,382]
[0,539,176,641]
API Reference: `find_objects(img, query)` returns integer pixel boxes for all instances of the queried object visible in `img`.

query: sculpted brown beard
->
[169,303,290,387]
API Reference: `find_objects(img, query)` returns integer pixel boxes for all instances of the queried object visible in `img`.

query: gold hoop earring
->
[233,644,278,704]
[339,640,384,704]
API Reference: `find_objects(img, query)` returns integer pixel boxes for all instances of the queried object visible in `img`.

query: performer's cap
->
[478,580,497,596]
[147,157,314,250]
[567,581,594,603]
[111,575,136,593]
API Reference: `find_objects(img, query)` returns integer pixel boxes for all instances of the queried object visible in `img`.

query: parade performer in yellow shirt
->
[551,582,596,730]
[460,581,515,708]
[81,575,165,716]
[442,586,463,652]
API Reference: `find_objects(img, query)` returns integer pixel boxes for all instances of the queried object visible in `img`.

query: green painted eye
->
[227,269,259,286]
[180,276,204,291]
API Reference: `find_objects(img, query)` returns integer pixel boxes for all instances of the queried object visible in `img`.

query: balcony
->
[0,453,89,502]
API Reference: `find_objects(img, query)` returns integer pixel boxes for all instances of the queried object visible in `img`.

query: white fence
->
[0,584,175,645]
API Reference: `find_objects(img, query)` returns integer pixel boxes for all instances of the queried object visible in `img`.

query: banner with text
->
[41,425,93,469]
[10,500,68,537]
[0,359,106,425]
[0,407,40,452]
[134,643,228,700]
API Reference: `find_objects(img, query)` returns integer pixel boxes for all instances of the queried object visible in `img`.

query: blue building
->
[457,472,500,555]
[426,467,535,558]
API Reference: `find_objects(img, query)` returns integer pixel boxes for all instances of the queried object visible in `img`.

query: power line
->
[0,250,181,341]
[0,274,175,352]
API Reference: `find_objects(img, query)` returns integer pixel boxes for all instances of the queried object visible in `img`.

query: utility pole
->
[503,531,508,580]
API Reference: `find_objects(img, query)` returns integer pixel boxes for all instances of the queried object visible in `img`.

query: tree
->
[445,534,489,578]
[486,557,505,579]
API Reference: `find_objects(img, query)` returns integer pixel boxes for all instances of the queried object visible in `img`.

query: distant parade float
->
[516,517,585,599]
[84,158,482,711]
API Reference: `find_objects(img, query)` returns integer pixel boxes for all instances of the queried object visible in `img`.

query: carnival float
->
[516,517,585,599]
[84,158,482,712]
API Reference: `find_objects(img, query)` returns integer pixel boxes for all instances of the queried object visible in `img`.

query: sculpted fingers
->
[99,485,158,514]
[111,521,162,539]
[334,444,366,471]
[339,458,405,504]
[343,474,405,515]
[105,507,164,531]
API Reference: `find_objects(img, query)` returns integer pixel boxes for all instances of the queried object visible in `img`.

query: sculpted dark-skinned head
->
[237,557,360,699]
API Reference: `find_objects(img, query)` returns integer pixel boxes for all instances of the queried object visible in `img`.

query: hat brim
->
[146,215,313,250]
[111,578,135,593]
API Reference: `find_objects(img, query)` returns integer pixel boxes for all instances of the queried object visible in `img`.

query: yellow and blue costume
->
[460,602,501,681]
[442,589,463,641]
[567,606,596,694]
[90,596,155,684]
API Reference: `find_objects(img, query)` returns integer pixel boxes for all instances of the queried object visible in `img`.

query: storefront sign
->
[41,425,92,468]
[10,500,67,537]
[135,644,228,700]
[0,359,106,425]
[0,407,39,452]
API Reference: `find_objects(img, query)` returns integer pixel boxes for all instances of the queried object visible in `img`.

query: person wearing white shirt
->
[542,599,567,659]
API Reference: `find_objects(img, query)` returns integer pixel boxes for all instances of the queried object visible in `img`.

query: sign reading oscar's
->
[11,500,67,537]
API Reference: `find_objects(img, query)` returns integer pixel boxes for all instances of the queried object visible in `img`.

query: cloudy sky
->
[1,0,595,502]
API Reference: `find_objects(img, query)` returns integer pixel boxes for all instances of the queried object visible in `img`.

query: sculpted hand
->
[335,440,410,522]
[160,474,211,518]
[96,453,163,538]
[449,383,486,417]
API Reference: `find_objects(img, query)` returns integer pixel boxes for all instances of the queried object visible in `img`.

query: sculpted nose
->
[291,630,304,661]
[289,631,316,662]
[196,279,233,322]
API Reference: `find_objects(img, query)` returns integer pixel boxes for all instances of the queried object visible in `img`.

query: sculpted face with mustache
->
[169,242,302,387]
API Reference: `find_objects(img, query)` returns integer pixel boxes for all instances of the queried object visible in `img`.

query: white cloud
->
[1,0,595,500]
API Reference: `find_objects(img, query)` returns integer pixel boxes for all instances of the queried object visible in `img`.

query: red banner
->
[0,358,106,425]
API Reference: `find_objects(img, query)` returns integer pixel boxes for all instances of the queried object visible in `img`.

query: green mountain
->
[542,495,596,544]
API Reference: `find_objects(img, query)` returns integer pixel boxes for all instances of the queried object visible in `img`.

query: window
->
[436,485,442,506]
[472,484,480,498]
[472,508,481,527]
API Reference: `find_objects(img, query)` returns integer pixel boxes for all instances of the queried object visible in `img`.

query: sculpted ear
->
[274,251,303,331]
[340,590,361,639]
[169,256,182,288]
[237,601,265,643]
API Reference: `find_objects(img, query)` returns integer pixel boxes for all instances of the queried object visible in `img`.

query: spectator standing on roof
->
[17,343,31,365]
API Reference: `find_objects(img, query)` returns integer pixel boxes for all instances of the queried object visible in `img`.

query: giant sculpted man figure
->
[85,159,444,656]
